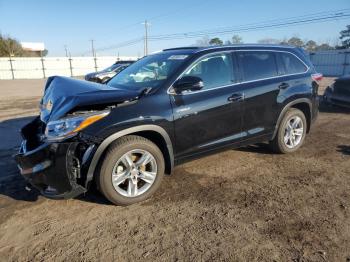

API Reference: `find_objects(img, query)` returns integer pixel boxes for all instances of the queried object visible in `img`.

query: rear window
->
[280,53,307,74]
[237,51,278,81]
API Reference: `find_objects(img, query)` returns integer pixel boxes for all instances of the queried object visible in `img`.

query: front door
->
[170,52,244,159]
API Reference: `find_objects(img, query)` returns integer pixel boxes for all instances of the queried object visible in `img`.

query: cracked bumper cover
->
[14,140,87,199]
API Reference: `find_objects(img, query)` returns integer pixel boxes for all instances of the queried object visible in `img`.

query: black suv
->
[15,45,320,205]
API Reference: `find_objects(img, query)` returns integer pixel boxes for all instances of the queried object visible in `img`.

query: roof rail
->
[163,47,201,51]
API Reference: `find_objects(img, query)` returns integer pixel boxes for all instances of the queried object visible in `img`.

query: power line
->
[76,8,350,55]
[78,37,143,56]
[86,2,208,43]
[154,9,350,38]
[148,9,350,40]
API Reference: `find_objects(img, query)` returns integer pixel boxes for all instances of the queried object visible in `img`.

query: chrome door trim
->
[167,49,310,96]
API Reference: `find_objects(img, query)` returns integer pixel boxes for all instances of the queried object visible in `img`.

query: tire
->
[97,135,165,206]
[269,108,307,154]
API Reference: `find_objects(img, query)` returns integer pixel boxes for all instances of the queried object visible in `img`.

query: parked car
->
[85,60,135,83]
[15,45,321,205]
[323,75,350,108]
[129,65,157,82]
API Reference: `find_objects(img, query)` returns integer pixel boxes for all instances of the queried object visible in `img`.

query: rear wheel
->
[98,135,164,205]
[270,108,307,154]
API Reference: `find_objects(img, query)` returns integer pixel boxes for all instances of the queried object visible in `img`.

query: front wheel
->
[97,135,165,205]
[269,108,307,154]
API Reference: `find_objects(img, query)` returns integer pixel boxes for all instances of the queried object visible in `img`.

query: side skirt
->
[174,133,273,165]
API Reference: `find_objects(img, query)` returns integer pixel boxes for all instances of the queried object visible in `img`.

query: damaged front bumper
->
[14,118,96,199]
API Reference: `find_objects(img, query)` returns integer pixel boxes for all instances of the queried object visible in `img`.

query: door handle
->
[278,82,289,89]
[228,93,244,102]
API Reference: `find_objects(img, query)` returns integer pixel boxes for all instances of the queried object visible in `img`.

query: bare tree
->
[304,40,317,51]
[231,35,243,44]
[196,36,210,46]
[0,34,24,57]
[257,38,281,44]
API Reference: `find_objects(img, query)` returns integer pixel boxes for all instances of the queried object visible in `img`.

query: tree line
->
[0,34,48,57]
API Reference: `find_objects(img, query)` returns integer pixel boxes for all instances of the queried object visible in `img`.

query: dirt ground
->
[0,78,349,261]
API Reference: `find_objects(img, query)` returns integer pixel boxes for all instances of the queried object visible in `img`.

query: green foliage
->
[209,37,223,46]
[339,25,350,49]
[315,43,334,51]
[287,37,304,48]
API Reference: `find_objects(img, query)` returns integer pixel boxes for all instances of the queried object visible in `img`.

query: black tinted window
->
[184,53,234,90]
[280,53,307,74]
[237,52,277,81]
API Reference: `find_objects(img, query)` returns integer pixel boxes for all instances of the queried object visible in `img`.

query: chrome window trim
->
[167,49,310,95]
[193,44,295,52]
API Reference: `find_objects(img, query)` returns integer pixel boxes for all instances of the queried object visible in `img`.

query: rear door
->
[235,51,282,138]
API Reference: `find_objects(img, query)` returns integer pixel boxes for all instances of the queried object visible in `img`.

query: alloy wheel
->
[111,149,157,197]
[283,116,304,149]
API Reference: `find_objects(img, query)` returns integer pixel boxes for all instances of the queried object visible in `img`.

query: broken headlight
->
[45,111,110,142]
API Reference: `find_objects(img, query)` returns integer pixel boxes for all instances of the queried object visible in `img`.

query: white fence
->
[0,56,138,80]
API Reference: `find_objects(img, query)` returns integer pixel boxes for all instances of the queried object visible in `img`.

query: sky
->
[0,0,349,57]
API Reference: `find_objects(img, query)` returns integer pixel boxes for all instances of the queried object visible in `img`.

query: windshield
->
[107,52,190,90]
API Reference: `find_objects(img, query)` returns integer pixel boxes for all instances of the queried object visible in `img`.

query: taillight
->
[311,73,323,82]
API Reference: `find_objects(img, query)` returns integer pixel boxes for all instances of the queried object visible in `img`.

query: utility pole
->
[142,20,150,56]
[40,50,46,78]
[8,53,14,80]
[90,39,96,57]
[64,45,69,57]
[90,39,98,72]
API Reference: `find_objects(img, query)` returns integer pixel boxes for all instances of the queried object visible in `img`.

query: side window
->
[237,51,278,81]
[275,53,286,76]
[183,53,234,90]
[280,53,307,74]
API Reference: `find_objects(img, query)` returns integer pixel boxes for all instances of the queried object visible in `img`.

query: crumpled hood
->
[40,76,141,123]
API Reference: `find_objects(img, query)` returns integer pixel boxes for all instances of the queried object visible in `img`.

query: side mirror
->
[173,76,204,94]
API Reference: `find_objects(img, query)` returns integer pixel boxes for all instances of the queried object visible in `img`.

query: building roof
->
[20,42,45,52]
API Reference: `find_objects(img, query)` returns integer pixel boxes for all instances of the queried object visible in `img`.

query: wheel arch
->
[85,125,174,188]
[272,98,312,140]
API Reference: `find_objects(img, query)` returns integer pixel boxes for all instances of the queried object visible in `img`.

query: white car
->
[130,65,156,82]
